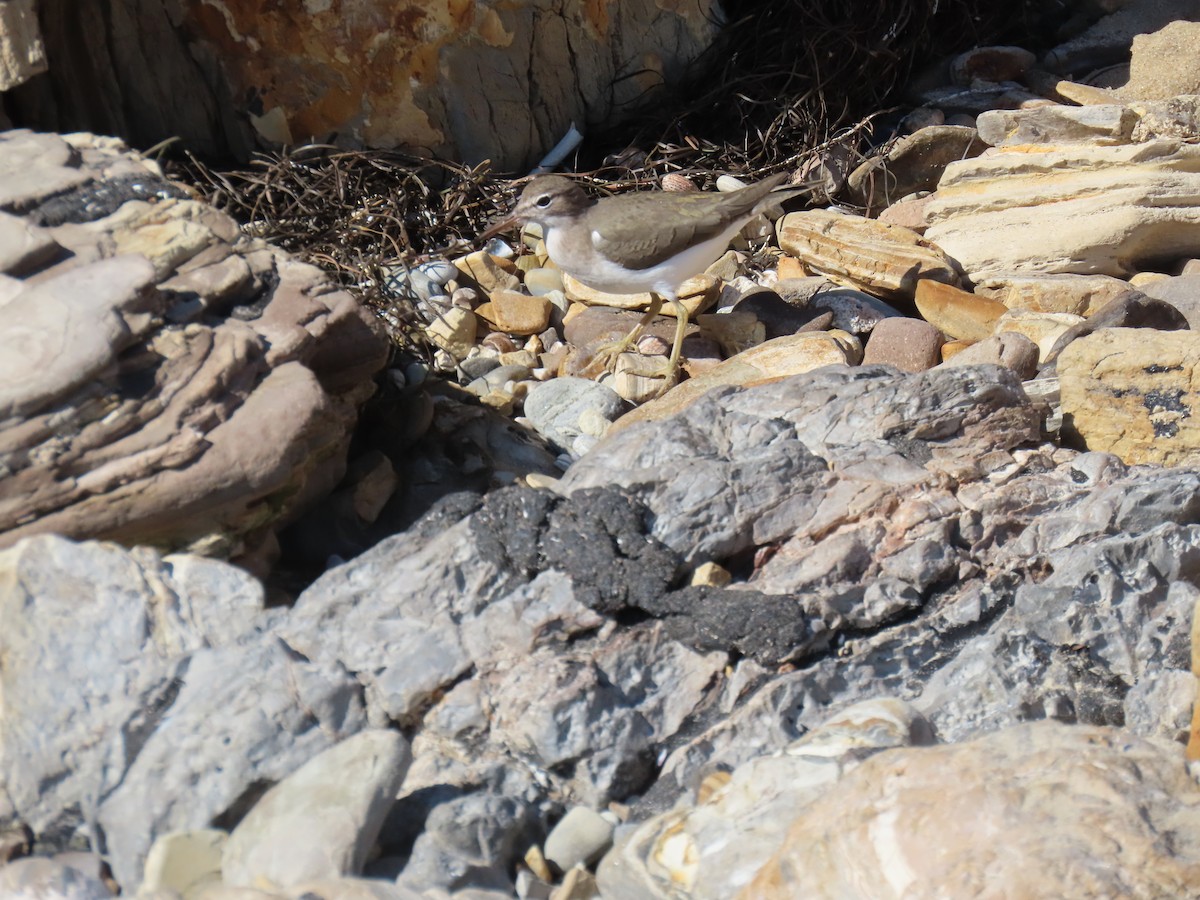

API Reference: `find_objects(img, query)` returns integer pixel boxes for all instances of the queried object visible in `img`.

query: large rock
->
[10,0,719,169]
[925,137,1200,280]
[742,722,1200,899]
[0,535,368,891]
[1059,327,1200,465]
[0,130,388,557]
[597,699,935,899]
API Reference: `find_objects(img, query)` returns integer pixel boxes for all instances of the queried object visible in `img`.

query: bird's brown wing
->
[588,173,789,271]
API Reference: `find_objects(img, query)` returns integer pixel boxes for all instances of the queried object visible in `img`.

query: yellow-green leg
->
[580,292,665,376]
[581,292,688,398]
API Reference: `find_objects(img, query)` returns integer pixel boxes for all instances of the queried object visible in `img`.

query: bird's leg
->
[663,296,688,383]
[580,292,665,377]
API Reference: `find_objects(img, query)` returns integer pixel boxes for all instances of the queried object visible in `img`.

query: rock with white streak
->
[742,722,1200,899]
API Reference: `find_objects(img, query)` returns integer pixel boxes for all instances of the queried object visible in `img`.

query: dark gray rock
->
[0,535,367,892]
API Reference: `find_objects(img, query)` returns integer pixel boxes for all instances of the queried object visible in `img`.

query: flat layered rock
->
[925,139,1200,280]
[777,210,960,300]
[0,130,389,557]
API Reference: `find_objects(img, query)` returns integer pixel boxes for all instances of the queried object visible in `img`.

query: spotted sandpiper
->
[484,172,792,388]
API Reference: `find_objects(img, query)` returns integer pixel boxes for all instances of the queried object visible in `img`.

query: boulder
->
[0,130,388,557]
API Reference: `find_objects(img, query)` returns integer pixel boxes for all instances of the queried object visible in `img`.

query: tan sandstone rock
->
[1059,328,1200,466]
[925,139,1200,280]
[776,210,960,300]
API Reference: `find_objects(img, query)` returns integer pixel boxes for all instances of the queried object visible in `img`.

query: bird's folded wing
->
[590,175,789,270]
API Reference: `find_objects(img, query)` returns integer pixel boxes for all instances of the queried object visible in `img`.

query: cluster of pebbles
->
[387,20,1200,472]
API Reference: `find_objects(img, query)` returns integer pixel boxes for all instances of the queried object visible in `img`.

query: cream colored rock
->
[691,561,732,587]
[925,140,1200,280]
[424,307,478,358]
[610,353,675,405]
[777,210,960,300]
[1058,328,1200,466]
[609,330,859,432]
[913,280,1006,341]
[596,699,932,900]
[741,722,1200,899]
[453,251,521,293]
[994,309,1085,363]
[562,272,718,317]
[973,272,1139,316]
[1132,95,1200,143]
[696,311,766,356]
[1120,21,1200,102]
[142,829,227,899]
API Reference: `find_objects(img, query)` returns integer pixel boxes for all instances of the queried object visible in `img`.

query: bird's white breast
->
[544,220,746,298]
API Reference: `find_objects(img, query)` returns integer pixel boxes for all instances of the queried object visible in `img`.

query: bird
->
[483,171,793,391]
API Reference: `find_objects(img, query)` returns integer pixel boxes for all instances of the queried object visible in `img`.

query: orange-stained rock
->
[179,0,721,168]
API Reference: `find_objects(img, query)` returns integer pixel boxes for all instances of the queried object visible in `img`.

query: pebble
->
[0,857,111,899]
[662,173,697,192]
[940,332,1040,379]
[691,561,732,587]
[543,806,615,872]
[972,273,1138,317]
[141,828,226,897]
[846,125,984,207]
[705,249,744,282]
[1137,274,1200,330]
[715,174,748,192]
[426,307,478,358]
[994,310,1085,363]
[453,250,522,292]
[949,46,1036,86]
[476,291,552,335]
[499,349,540,369]
[861,317,944,372]
[551,865,601,900]
[452,286,483,308]
[914,280,1007,342]
[467,364,532,397]
[876,193,934,233]
[524,267,565,296]
[382,265,438,302]
[483,237,516,259]
[611,353,676,404]
[809,286,904,336]
[419,259,458,286]
[730,288,820,339]
[696,311,766,355]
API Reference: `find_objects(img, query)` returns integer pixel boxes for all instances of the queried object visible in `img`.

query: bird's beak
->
[478,214,518,244]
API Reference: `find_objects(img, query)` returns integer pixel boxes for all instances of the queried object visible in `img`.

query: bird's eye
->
[535,195,552,208]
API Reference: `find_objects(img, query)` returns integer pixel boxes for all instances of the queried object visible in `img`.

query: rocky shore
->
[6,3,1200,900]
